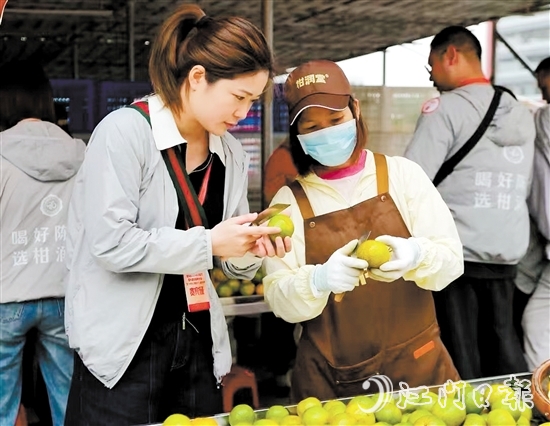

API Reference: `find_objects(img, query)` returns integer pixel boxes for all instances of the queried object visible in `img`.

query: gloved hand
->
[312,240,369,294]
[369,235,422,282]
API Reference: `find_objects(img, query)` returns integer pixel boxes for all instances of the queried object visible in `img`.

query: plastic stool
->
[222,364,260,413]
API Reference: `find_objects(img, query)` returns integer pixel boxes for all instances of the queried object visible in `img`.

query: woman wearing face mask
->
[262,60,463,401]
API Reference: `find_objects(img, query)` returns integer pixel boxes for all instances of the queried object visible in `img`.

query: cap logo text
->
[296,73,329,89]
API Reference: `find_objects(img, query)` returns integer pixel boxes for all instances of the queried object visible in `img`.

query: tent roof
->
[1,0,549,80]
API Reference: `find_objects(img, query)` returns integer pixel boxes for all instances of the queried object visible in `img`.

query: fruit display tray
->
[144,372,548,425]
[219,295,271,317]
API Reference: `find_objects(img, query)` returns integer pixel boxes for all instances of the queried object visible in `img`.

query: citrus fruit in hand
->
[229,404,256,426]
[163,413,191,425]
[267,214,294,242]
[355,240,392,268]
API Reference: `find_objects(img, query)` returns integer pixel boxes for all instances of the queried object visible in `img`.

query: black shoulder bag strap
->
[433,86,503,187]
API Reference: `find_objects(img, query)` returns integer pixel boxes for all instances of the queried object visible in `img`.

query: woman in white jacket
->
[64,3,290,425]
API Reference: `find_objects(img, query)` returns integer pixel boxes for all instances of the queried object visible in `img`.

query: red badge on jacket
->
[421,98,440,114]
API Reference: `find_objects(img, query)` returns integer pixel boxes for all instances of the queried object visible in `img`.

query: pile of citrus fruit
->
[211,267,264,298]
[163,381,548,426]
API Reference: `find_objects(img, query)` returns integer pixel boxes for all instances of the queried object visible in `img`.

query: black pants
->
[64,320,222,426]
[433,267,528,380]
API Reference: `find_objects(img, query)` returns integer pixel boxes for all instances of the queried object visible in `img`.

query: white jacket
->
[65,95,260,388]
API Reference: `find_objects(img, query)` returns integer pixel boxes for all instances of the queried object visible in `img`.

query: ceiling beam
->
[5,8,113,18]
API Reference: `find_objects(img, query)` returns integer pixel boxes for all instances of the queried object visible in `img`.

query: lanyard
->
[197,156,213,205]
[127,100,211,229]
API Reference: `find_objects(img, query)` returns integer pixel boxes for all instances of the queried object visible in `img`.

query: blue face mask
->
[297,119,357,167]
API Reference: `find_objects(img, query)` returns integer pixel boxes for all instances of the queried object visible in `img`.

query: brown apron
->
[289,153,459,402]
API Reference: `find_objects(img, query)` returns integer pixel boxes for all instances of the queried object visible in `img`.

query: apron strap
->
[289,181,315,220]
[373,153,389,195]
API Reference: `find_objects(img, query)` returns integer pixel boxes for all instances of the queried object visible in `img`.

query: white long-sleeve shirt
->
[262,151,464,323]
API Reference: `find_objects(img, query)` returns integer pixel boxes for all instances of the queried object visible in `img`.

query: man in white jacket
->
[0,61,86,426]
[521,57,550,370]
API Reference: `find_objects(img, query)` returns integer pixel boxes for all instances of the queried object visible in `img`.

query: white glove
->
[312,240,369,294]
[369,235,422,282]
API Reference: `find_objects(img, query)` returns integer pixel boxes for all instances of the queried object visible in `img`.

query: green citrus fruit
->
[227,279,241,292]
[463,387,486,414]
[374,401,402,424]
[216,283,233,297]
[407,410,433,425]
[267,214,294,242]
[330,412,358,425]
[485,408,515,426]
[229,404,256,426]
[301,406,330,426]
[297,396,322,417]
[191,418,218,425]
[324,400,347,418]
[355,240,392,268]
[163,413,192,425]
[280,414,301,425]
[253,419,279,426]
[430,398,466,426]
[463,413,486,426]
[265,405,289,422]
[412,414,445,426]
[240,280,256,296]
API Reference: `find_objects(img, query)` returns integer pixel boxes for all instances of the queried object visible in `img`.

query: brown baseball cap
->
[284,60,352,125]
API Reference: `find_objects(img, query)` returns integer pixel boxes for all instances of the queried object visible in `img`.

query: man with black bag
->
[405,26,535,379]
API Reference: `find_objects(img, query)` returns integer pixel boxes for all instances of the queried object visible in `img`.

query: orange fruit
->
[267,214,294,242]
